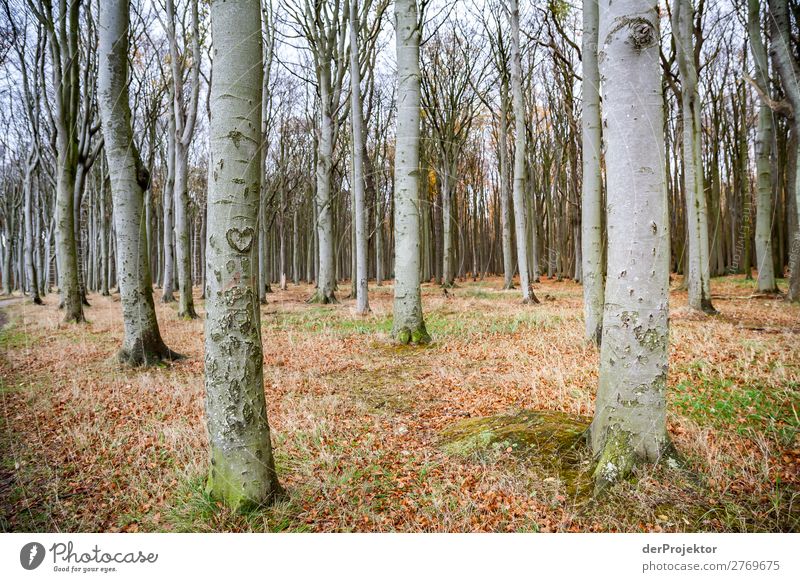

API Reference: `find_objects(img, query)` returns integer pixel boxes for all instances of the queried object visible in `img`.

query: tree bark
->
[748,0,779,293]
[98,0,181,366]
[350,0,370,314]
[590,0,672,491]
[509,0,533,303]
[499,85,515,290]
[204,0,285,509]
[162,112,177,302]
[673,0,716,313]
[581,0,603,343]
[768,0,800,301]
[392,0,430,344]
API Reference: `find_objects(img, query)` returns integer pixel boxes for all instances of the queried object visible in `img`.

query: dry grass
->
[0,274,798,532]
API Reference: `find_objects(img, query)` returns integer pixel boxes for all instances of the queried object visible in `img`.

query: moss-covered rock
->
[441,410,589,458]
[440,410,593,496]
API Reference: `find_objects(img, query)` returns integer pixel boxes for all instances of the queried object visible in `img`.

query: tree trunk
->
[581,0,603,343]
[673,0,716,313]
[100,174,110,296]
[204,0,284,509]
[392,0,430,344]
[162,113,177,302]
[98,0,180,366]
[509,0,533,303]
[350,0,370,314]
[174,144,198,318]
[590,0,671,491]
[768,0,800,301]
[23,155,42,304]
[310,74,338,304]
[499,87,515,290]
[748,0,779,293]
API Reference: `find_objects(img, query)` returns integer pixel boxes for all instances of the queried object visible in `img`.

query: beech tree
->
[581,0,603,343]
[165,0,201,319]
[672,0,716,313]
[590,0,671,490]
[28,0,86,322]
[392,0,430,345]
[97,0,179,365]
[349,0,369,314]
[508,0,534,303]
[747,0,779,293]
[204,0,284,508]
[768,0,800,302]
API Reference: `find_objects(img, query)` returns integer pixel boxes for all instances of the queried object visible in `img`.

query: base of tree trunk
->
[117,339,183,367]
[591,427,636,495]
[503,282,515,290]
[161,293,176,303]
[32,296,43,305]
[178,307,199,320]
[591,428,682,496]
[522,288,541,304]
[394,322,431,345]
[62,312,86,324]
[306,290,338,304]
[206,448,287,512]
[700,297,719,315]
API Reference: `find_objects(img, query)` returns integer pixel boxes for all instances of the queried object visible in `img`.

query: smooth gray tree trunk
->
[509,0,533,303]
[748,0,779,293]
[162,112,177,302]
[499,86,515,290]
[23,154,42,304]
[392,0,430,344]
[673,0,716,313]
[204,0,284,509]
[581,0,603,343]
[166,0,200,319]
[768,0,800,301]
[98,0,180,366]
[350,0,370,314]
[590,0,672,491]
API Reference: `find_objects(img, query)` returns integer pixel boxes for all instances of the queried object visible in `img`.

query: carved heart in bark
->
[226,227,255,253]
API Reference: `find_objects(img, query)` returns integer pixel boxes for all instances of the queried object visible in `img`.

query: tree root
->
[306,290,338,304]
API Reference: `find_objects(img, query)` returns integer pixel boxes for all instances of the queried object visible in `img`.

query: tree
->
[590,0,672,490]
[97,0,180,366]
[581,0,603,343]
[350,0,370,314]
[165,0,201,319]
[508,0,535,303]
[481,3,515,290]
[28,0,87,322]
[204,0,284,508]
[392,0,430,345]
[285,0,350,304]
[767,0,800,302]
[672,0,717,313]
[747,0,779,293]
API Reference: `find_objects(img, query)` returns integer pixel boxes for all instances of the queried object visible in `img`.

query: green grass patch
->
[0,322,31,350]
[672,374,799,446]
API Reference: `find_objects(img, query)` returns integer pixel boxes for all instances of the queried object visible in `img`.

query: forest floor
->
[0,275,798,532]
